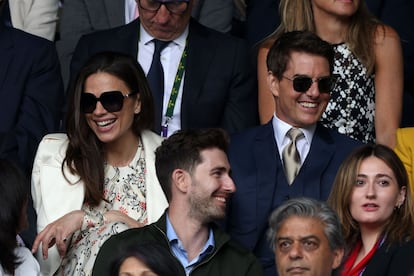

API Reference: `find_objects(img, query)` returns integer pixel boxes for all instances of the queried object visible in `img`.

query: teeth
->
[300,102,317,108]
[97,119,115,127]
[215,197,226,203]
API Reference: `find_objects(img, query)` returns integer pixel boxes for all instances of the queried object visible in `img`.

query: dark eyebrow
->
[277,235,320,241]
[211,165,229,172]
[357,173,393,179]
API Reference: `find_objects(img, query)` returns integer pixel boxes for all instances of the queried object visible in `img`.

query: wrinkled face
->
[311,0,360,18]
[350,156,406,230]
[268,52,331,128]
[137,0,193,41]
[118,257,157,276]
[187,148,236,223]
[83,72,141,147]
[275,216,343,276]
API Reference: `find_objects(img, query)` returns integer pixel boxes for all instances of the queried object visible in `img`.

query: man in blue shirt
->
[93,128,263,276]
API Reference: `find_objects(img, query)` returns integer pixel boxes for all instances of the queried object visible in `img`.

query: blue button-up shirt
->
[166,214,215,275]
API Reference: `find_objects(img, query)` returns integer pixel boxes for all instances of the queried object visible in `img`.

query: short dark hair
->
[109,242,182,276]
[266,30,334,79]
[0,160,29,274]
[155,128,229,201]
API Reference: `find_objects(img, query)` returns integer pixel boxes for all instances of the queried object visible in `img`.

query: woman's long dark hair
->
[0,160,29,274]
[64,52,154,206]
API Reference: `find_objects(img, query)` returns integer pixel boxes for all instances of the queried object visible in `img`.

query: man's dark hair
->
[155,128,229,201]
[267,30,334,79]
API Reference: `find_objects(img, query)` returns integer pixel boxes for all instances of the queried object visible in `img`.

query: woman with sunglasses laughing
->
[30,51,168,275]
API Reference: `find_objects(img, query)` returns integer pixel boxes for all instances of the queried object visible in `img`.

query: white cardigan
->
[31,130,168,275]
[9,0,59,41]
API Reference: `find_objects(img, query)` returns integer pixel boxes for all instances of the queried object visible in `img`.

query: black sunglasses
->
[80,91,137,113]
[282,75,336,94]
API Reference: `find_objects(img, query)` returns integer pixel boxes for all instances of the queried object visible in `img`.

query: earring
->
[394,203,402,210]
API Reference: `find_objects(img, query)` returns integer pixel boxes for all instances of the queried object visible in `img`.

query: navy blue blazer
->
[69,18,258,134]
[361,239,414,275]
[226,121,362,276]
[0,23,63,174]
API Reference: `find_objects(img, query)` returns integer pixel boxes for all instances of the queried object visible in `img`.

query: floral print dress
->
[57,142,147,275]
[320,43,376,144]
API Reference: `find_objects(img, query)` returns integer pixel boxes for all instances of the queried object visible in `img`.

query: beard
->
[187,188,226,223]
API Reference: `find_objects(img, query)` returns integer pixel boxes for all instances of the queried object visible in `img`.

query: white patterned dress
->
[57,142,147,275]
[320,43,376,144]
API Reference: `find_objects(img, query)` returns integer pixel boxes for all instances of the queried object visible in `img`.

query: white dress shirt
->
[272,114,316,165]
[138,25,189,137]
[125,0,138,23]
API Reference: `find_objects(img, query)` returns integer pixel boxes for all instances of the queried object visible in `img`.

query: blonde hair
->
[262,0,382,74]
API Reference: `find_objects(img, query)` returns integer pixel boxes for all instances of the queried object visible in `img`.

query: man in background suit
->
[70,0,258,137]
[225,31,362,276]
[0,0,64,247]
[57,0,135,89]
[191,0,233,33]
[6,0,59,41]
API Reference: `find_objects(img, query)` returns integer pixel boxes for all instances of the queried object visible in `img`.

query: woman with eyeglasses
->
[30,51,168,275]
[256,0,403,147]
[328,144,414,275]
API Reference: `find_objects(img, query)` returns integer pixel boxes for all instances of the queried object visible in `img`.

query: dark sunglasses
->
[282,75,336,94]
[80,91,137,113]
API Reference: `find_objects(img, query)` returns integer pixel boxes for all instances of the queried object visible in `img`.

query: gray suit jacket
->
[56,0,125,88]
[192,0,233,33]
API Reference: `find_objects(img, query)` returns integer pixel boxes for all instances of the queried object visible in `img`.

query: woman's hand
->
[104,210,145,228]
[31,210,85,259]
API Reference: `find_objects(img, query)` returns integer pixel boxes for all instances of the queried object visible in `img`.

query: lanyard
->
[161,42,188,137]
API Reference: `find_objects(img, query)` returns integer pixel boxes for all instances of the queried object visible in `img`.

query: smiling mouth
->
[299,102,318,108]
[214,196,227,203]
[96,119,116,127]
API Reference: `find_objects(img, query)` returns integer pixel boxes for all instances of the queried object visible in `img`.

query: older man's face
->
[274,216,343,276]
[137,0,193,41]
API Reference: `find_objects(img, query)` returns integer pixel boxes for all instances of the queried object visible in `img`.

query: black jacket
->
[93,212,263,276]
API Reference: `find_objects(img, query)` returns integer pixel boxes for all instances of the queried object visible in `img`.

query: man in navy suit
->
[0,1,63,175]
[0,0,64,247]
[69,0,258,137]
[225,31,362,276]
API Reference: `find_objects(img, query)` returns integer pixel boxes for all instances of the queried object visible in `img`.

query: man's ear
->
[171,169,190,193]
[332,247,345,270]
[267,72,280,98]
